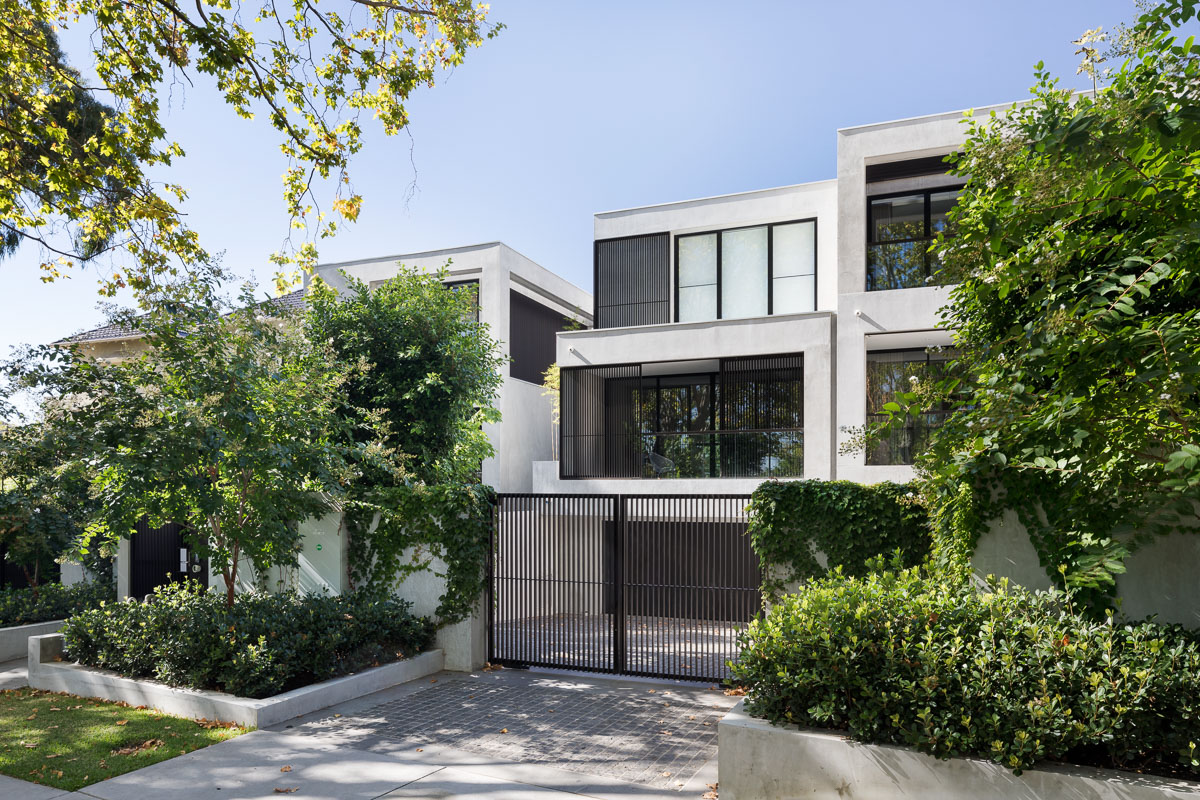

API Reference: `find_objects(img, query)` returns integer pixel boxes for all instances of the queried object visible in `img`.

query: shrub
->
[747,480,930,597]
[0,581,114,627]
[62,582,435,698]
[733,564,1200,778]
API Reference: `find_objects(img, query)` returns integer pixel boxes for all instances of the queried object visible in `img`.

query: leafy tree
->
[0,420,93,591]
[305,268,503,485]
[890,1,1200,602]
[12,283,388,605]
[1,1,499,294]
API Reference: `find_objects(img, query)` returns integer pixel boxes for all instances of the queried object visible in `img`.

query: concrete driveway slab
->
[0,772,80,799]
[77,729,440,800]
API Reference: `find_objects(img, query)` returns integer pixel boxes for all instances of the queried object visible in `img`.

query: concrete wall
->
[974,515,1200,629]
[595,180,839,312]
[718,699,1200,800]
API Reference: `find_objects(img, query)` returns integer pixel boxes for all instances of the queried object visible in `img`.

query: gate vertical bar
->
[613,494,626,675]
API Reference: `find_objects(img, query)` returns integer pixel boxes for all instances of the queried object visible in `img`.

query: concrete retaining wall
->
[28,634,443,728]
[718,700,1200,800]
[0,619,63,662]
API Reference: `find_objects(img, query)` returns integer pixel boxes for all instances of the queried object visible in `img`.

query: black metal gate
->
[489,494,759,682]
[130,521,207,598]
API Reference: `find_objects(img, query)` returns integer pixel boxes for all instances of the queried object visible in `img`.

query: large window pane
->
[772,274,815,314]
[678,234,717,287]
[929,190,960,234]
[865,348,955,465]
[867,242,928,291]
[678,285,716,322]
[772,222,815,277]
[677,234,717,322]
[721,227,768,319]
[870,194,925,242]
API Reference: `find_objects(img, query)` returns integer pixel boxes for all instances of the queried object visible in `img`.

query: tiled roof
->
[55,289,307,345]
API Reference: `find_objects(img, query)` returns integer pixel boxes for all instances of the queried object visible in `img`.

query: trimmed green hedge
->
[747,480,930,596]
[0,581,114,627]
[733,564,1200,778]
[62,582,435,698]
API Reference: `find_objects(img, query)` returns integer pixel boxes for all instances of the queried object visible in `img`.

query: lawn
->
[0,688,247,791]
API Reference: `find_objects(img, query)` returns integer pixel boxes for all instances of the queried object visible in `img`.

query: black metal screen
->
[560,355,805,480]
[130,521,207,598]
[594,234,670,329]
[490,493,759,682]
[509,290,574,384]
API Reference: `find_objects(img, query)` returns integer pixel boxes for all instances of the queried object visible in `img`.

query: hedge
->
[0,581,114,627]
[747,480,930,596]
[62,581,435,698]
[732,563,1200,778]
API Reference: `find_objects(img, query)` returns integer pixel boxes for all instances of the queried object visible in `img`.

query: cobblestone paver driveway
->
[302,669,736,792]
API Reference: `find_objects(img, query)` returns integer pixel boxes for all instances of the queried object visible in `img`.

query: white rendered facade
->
[535,103,1015,494]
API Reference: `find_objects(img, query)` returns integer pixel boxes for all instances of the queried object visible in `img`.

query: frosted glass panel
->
[773,274,816,314]
[721,226,768,319]
[677,234,717,287]
[773,222,815,277]
[678,285,717,322]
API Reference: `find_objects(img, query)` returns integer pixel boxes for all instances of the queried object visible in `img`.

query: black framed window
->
[866,188,961,291]
[675,220,816,323]
[560,354,804,479]
[865,347,955,465]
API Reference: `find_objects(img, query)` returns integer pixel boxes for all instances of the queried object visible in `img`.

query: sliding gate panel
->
[491,494,618,674]
[490,493,759,682]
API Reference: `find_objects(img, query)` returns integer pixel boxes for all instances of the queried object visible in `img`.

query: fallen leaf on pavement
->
[280,765,293,773]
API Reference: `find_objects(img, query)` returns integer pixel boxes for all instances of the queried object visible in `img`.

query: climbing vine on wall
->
[343,483,495,626]
[746,480,931,598]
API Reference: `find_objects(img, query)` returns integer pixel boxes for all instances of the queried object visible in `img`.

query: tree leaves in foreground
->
[0,0,499,295]
[903,0,1200,603]
[10,282,391,605]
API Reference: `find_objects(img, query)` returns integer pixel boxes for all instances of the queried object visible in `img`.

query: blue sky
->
[0,0,1138,354]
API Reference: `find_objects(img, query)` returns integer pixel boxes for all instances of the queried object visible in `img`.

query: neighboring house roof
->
[54,289,306,345]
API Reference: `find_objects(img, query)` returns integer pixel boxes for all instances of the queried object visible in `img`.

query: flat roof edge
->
[595,179,837,219]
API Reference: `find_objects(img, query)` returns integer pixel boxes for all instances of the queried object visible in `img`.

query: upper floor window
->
[866,188,960,291]
[675,220,816,323]
[865,347,955,465]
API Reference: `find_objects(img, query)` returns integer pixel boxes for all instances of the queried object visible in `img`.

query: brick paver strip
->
[324,676,726,791]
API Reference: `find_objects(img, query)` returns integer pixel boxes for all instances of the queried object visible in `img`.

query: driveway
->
[275,666,736,796]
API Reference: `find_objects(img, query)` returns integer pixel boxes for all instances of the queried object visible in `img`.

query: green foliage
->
[733,564,1200,778]
[305,269,504,485]
[0,688,245,792]
[0,581,113,627]
[2,0,499,293]
[12,282,386,605]
[873,1,1200,601]
[0,421,96,588]
[62,581,434,699]
[746,480,931,597]
[344,483,495,625]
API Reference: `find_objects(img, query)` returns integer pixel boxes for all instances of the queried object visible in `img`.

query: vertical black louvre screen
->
[490,493,759,682]
[561,364,643,479]
[594,234,670,329]
[719,354,805,479]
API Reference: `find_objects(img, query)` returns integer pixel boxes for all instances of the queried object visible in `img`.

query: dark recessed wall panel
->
[595,234,671,329]
[509,290,573,384]
[865,154,954,183]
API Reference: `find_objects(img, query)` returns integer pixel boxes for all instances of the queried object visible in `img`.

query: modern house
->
[530,103,1002,495]
[57,241,592,600]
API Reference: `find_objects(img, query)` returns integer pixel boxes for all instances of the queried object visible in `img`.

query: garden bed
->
[28,633,443,727]
[718,700,1200,800]
[0,619,64,662]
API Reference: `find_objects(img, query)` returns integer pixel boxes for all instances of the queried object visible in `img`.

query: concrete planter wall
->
[28,633,442,728]
[0,619,64,662]
[718,700,1200,800]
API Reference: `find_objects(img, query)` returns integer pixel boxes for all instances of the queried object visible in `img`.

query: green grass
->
[0,688,247,791]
